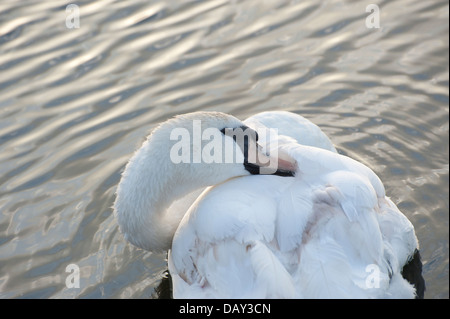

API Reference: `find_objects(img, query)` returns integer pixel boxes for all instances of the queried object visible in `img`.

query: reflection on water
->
[0,0,448,298]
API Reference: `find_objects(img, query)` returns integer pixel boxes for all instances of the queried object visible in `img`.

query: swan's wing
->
[275,169,390,298]
[169,175,299,298]
[376,197,424,298]
[244,111,337,153]
[295,147,419,298]
[169,170,417,299]
[377,197,419,268]
[169,238,297,298]
[169,131,421,299]
[169,238,258,298]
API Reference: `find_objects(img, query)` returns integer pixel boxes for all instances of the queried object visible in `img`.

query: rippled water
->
[0,0,448,299]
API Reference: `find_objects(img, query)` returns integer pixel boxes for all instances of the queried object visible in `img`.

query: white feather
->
[115,111,420,299]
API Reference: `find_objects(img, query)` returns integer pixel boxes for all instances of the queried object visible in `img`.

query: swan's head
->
[148,111,296,186]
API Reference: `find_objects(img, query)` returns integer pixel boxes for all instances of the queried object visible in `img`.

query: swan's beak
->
[274,156,298,176]
[226,124,296,176]
[244,145,297,177]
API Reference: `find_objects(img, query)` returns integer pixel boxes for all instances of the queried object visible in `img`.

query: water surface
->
[0,0,448,298]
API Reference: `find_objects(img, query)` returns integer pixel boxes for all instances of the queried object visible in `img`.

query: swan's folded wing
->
[169,239,255,298]
[169,175,295,298]
[377,197,419,268]
[169,238,297,298]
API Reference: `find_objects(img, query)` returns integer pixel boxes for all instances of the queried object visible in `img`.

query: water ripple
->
[0,0,448,298]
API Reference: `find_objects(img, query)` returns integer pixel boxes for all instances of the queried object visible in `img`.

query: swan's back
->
[244,111,336,152]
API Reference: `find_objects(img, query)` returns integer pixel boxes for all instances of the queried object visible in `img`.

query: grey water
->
[0,0,448,298]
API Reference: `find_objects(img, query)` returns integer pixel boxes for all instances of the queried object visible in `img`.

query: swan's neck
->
[114,138,206,252]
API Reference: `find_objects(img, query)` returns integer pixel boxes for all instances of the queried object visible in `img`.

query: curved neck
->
[114,139,205,252]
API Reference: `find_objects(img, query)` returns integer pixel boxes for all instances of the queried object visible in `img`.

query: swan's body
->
[114,111,424,299]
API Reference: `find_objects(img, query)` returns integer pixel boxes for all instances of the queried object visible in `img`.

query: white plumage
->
[114,111,421,299]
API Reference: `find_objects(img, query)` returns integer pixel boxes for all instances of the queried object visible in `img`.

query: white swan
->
[114,111,424,299]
